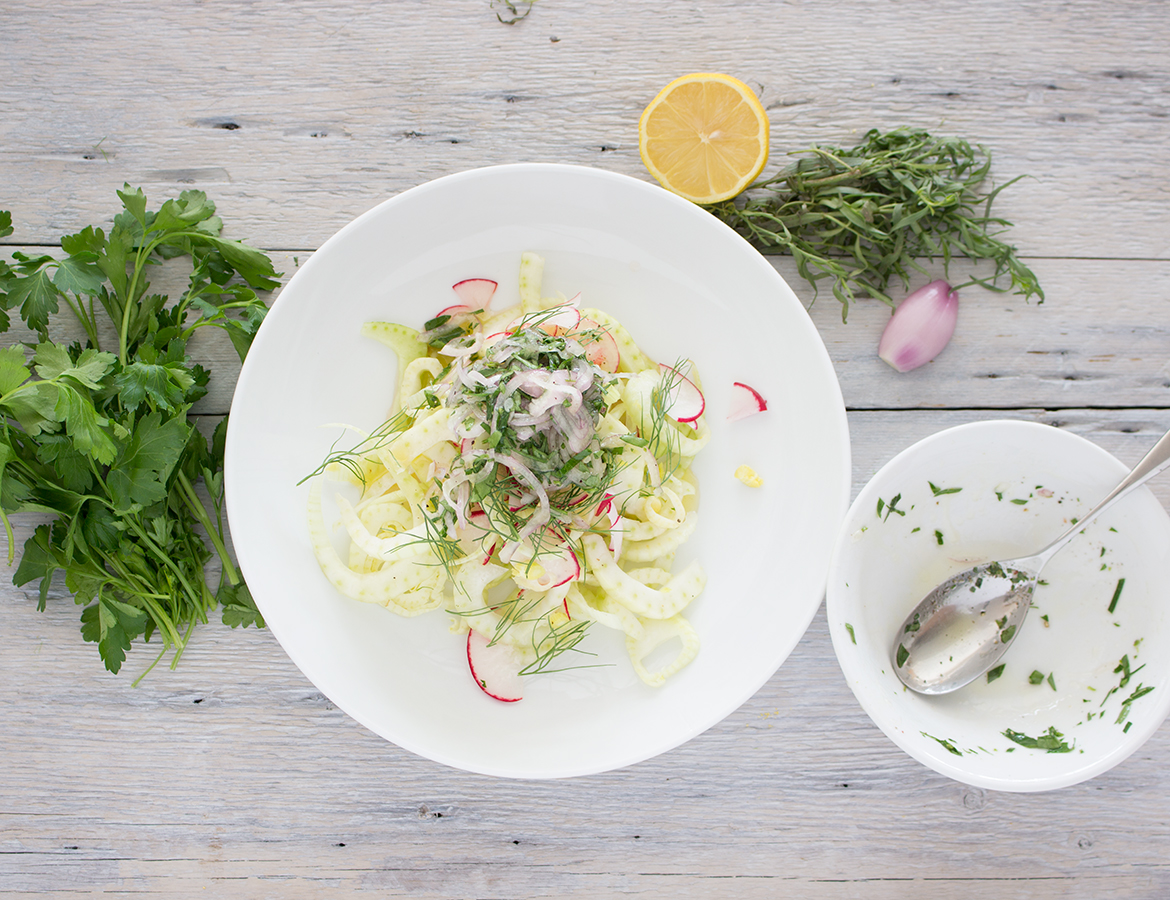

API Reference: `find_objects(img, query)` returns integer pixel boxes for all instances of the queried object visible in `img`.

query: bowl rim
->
[826,418,1170,792]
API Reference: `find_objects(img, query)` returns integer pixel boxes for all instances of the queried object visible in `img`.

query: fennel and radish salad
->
[306,253,710,702]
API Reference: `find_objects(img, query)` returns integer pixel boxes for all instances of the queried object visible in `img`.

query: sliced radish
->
[467,630,524,702]
[514,544,580,591]
[607,513,625,560]
[576,318,620,372]
[659,363,705,423]
[727,381,768,422]
[536,305,582,336]
[452,278,498,310]
[436,303,477,320]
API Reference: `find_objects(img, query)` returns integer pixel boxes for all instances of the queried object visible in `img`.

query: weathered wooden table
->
[3,1,1169,896]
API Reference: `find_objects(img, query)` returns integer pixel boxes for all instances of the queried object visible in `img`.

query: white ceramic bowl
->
[827,420,1170,792]
[225,164,850,778]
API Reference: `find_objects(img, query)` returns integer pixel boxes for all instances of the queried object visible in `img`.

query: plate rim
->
[225,162,852,777]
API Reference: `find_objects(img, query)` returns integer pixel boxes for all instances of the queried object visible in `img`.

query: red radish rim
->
[452,278,498,309]
[467,630,523,702]
[727,381,768,422]
[660,363,705,422]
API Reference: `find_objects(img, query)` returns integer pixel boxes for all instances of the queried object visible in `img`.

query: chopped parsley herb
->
[904,613,921,634]
[844,623,857,645]
[934,529,944,545]
[877,493,905,522]
[922,732,963,756]
[1029,670,1045,685]
[1107,577,1125,614]
[995,490,1004,501]
[1116,684,1155,725]
[928,481,963,496]
[1002,726,1073,753]
[1047,672,1057,691]
[1041,614,1050,627]
[1000,625,1016,643]
[1123,721,1133,733]
[987,664,1005,683]
[896,643,910,667]
[1010,498,1028,505]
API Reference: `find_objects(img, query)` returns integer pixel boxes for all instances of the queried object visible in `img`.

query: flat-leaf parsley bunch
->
[0,186,277,677]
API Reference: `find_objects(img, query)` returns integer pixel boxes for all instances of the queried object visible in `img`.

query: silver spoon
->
[894,425,1170,695]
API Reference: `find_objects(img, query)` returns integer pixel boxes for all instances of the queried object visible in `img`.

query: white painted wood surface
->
[3,1,1170,897]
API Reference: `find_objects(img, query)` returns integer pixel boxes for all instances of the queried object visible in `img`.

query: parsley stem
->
[176,469,240,585]
[135,591,184,652]
[121,516,205,613]
[132,641,169,687]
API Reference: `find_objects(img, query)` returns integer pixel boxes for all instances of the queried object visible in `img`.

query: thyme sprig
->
[707,127,1043,320]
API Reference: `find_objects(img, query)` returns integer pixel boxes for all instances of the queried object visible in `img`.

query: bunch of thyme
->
[707,128,1043,320]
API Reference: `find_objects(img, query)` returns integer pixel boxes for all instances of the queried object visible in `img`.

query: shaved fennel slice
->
[627,616,700,687]
[582,534,705,620]
[620,510,699,563]
[307,480,444,614]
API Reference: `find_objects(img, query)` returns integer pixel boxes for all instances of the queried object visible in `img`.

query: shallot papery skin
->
[878,280,959,373]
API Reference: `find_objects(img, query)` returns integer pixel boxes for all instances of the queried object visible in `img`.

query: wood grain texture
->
[1,0,1168,255]
[3,0,1170,897]
[3,411,1169,899]
[2,250,1166,415]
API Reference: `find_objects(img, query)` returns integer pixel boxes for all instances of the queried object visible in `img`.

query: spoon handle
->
[1033,425,1170,566]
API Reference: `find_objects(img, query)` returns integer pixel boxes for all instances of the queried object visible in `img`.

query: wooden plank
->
[2,408,1168,897]
[1,247,1166,414]
[1,0,1168,256]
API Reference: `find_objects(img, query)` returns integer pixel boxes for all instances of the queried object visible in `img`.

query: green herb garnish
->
[1029,670,1045,685]
[1002,726,1073,753]
[877,494,906,522]
[1108,577,1125,614]
[706,128,1042,320]
[987,664,1005,683]
[928,481,962,496]
[896,643,909,667]
[1115,684,1155,725]
[844,623,856,644]
[934,529,944,545]
[922,732,963,757]
[1,186,278,675]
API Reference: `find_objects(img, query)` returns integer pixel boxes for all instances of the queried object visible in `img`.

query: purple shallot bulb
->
[878,281,959,373]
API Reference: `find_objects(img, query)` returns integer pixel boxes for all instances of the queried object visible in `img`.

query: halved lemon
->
[638,73,769,205]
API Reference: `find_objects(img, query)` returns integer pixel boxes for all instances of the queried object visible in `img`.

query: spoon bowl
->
[894,560,1037,693]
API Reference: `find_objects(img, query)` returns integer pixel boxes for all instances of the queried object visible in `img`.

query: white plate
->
[827,420,1170,792]
[226,164,850,778]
